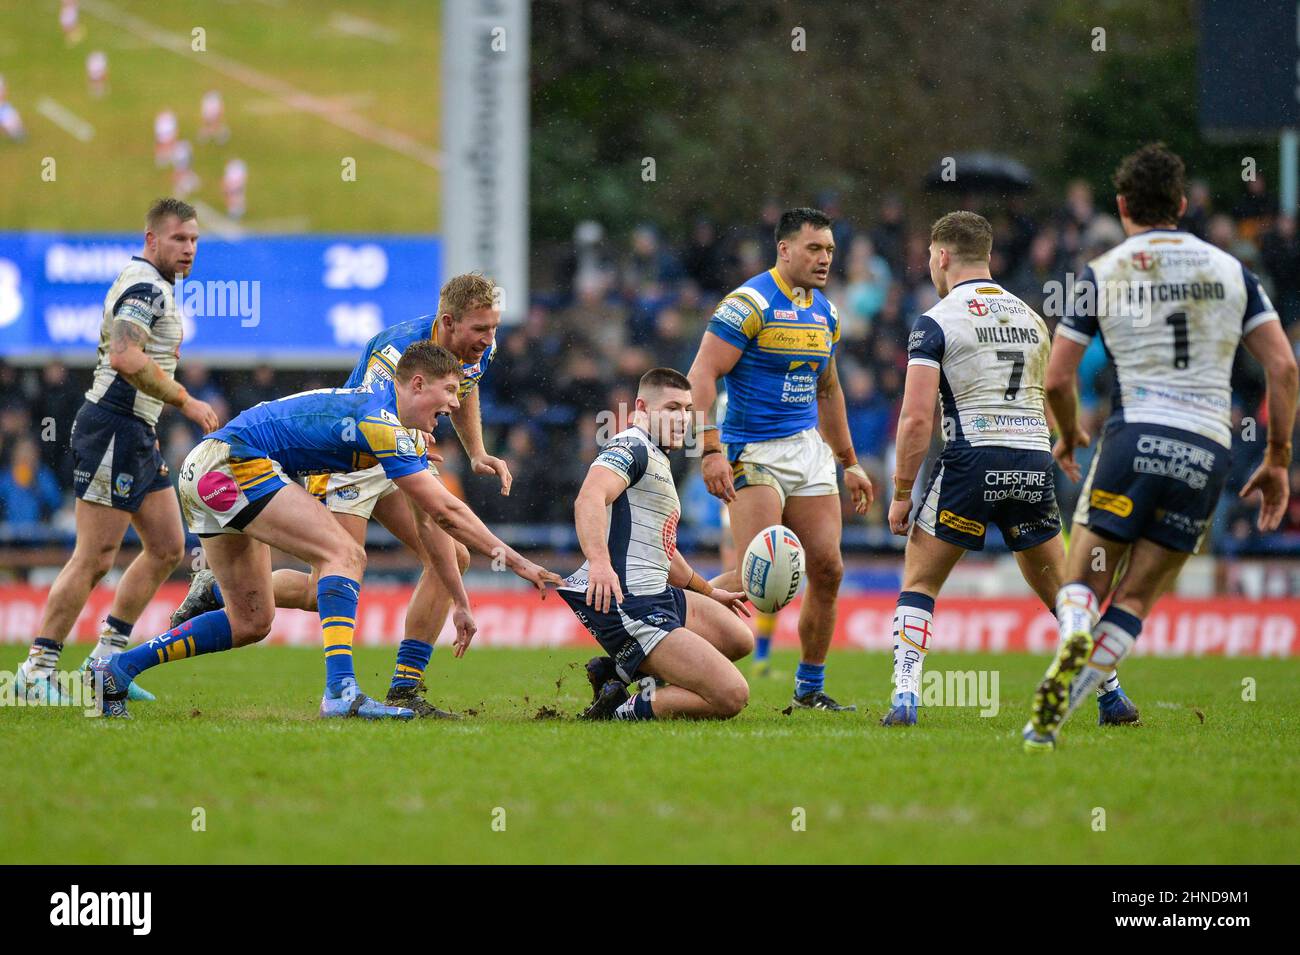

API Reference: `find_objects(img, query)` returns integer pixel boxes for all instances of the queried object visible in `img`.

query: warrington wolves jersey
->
[908,279,1051,452]
[707,268,840,444]
[344,315,496,401]
[86,256,184,426]
[559,426,680,598]
[210,378,428,480]
[1057,229,1278,448]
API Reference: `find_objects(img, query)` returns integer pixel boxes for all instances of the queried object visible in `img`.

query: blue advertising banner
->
[0,233,442,366]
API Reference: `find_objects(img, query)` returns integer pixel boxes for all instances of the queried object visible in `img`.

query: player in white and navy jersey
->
[883,211,1117,726]
[1025,144,1298,750]
[562,368,755,721]
[169,273,510,718]
[15,199,219,705]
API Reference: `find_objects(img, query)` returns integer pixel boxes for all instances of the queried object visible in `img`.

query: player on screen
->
[688,207,873,712]
[14,198,219,705]
[884,211,1136,726]
[562,368,754,721]
[87,341,560,719]
[1024,144,1298,750]
[170,273,509,718]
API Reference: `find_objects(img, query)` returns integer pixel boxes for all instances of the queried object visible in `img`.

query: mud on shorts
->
[1073,420,1230,554]
[728,427,838,506]
[558,576,687,682]
[304,460,440,519]
[178,438,289,536]
[70,401,172,512]
[915,445,1061,552]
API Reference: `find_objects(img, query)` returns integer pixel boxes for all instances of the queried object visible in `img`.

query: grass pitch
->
[2,646,1297,864]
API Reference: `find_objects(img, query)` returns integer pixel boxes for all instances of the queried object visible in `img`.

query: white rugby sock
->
[91,617,132,662]
[1055,583,1100,646]
[1065,606,1142,723]
[892,591,934,701]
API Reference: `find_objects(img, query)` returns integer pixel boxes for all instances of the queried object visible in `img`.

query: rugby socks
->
[1055,583,1100,645]
[1098,671,1123,701]
[1065,606,1142,722]
[614,692,655,721]
[318,575,361,696]
[114,611,234,680]
[891,591,934,702]
[391,639,432,691]
[24,638,64,677]
[754,613,775,663]
[794,662,825,699]
[91,614,134,661]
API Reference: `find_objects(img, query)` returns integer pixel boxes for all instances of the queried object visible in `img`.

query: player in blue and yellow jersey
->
[170,274,510,718]
[88,341,559,719]
[688,208,874,711]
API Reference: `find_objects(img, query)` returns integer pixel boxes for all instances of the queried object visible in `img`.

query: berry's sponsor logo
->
[1090,489,1133,517]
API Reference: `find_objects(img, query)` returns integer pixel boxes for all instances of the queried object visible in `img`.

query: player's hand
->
[419,430,444,465]
[710,587,750,618]
[1052,428,1091,483]
[702,452,735,502]
[513,559,562,598]
[450,604,477,658]
[181,396,219,433]
[472,454,513,496]
[585,561,623,613]
[845,467,874,515]
[888,498,913,536]
[1239,462,1289,532]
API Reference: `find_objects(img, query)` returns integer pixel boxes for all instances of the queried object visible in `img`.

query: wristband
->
[893,478,914,502]
[168,382,190,408]
[1266,441,1293,468]
[701,448,723,458]
[687,571,713,595]
[696,424,719,434]
[845,464,868,481]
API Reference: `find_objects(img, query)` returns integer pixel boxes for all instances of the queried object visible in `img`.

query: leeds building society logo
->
[49,885,152,935]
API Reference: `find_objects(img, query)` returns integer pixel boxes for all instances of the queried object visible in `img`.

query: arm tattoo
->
[110,319,183,404]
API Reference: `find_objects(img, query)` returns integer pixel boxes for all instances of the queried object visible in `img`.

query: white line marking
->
[35,97,95,142]
[328,13,400,45]
[79,0,441,170]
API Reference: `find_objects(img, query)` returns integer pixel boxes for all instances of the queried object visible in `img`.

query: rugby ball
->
[741,525,804,614]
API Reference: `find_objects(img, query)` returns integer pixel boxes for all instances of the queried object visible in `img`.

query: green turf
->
[2,645,1297,864]
[0,1,439,232]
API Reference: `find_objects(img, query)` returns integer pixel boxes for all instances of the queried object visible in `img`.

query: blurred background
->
[2,0,1299,629]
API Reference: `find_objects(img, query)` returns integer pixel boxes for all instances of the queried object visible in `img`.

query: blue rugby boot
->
[880,690,918,726]
[1098,687,1141,726]
[319,677,414,720]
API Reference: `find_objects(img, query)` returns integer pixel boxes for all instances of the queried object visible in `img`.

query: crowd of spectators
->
[6,176,1300,555]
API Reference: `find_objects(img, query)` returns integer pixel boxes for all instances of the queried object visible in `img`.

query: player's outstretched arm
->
[688,332,743,502]
[393,469,560,595]
[816,357,873,514]
[1044,335,1090,482]
[451,387,512,496]
[1240,319,1299,530]
[667,548,749,617]
[406,495,478,656]
[890,363,940,535]
[109,319,218,431]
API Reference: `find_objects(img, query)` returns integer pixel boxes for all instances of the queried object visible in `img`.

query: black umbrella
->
[924,152,1036,194]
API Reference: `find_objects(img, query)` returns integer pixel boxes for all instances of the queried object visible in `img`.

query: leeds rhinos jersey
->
[210,377,428,481]
[559,427,681,598]
[344,315,496,401]
[86,256,184,426]
[908,279,1051,452]
[707,268,840,444]
[1057,229,1279,448]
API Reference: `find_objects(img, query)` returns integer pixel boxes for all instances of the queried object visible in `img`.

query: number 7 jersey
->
[908,279,1051,452]
[1056,229,1279,448]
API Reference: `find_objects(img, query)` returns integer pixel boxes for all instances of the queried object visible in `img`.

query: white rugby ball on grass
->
[741,524,804,614]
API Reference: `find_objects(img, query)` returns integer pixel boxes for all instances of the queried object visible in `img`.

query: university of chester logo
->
[1131,251,1154,271]
[966,298,989,317]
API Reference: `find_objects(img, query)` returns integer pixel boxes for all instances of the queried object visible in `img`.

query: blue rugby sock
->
[318,575,361,695]
[795,662,825,698]
[115,610,234,679]
[391,638,433,691]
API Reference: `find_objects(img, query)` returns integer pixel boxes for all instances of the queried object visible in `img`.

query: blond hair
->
[438,272,497,320]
